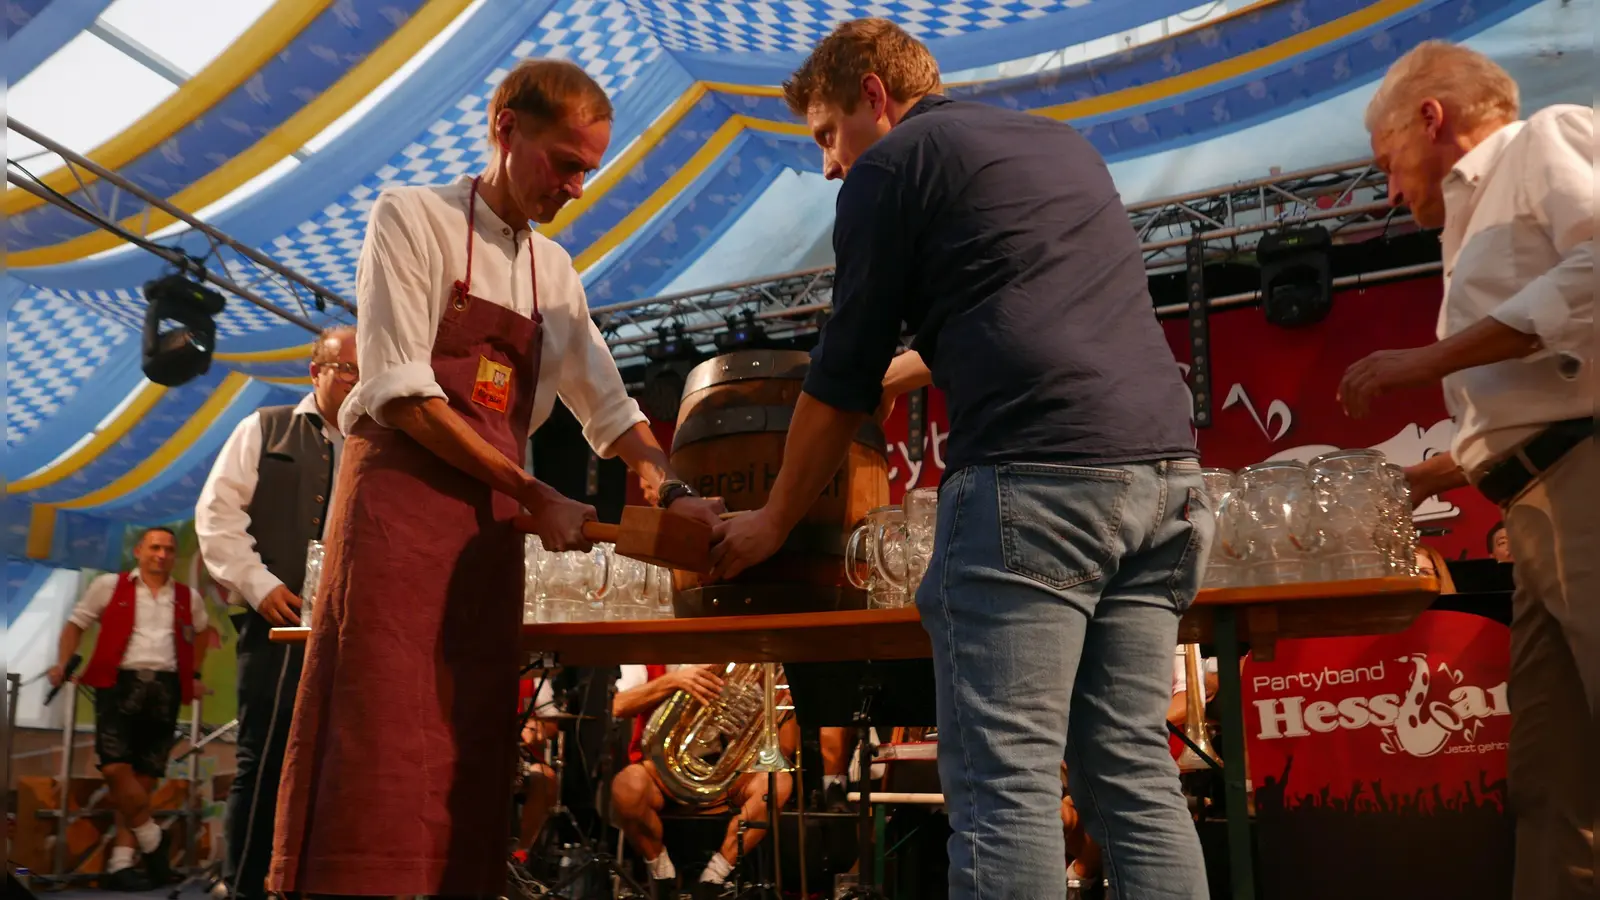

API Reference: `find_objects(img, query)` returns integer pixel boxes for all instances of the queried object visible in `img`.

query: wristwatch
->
[657,479,696,509]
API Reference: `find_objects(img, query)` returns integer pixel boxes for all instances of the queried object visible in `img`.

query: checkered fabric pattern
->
[628,0,1072,54]
[6,292,132,445]
[267,0,663,317]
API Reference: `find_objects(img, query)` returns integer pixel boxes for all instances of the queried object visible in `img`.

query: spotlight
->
[639,323,702,422]
[713,310,766,352]
[141,272,226,386]
[1258,226,1333,327]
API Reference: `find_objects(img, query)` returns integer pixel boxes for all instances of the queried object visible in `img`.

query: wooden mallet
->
[513,506,715,573]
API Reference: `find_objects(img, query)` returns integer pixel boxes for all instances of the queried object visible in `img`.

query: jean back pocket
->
[996,463,1132,591]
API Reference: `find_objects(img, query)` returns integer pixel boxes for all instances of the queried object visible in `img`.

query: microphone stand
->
[544,671,650,898]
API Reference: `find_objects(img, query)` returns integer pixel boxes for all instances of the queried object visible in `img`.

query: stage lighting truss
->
[6,117,355,335]
[602,158,1407,358]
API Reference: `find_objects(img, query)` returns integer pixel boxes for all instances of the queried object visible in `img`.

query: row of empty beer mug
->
[847,486,938,608]
[1200,449,1420,587]
[524,535,675,623]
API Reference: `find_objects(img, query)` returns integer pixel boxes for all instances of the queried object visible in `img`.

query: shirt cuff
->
[802,366,881,415]
[357,361,448,429]
[582,397,649,458]
[239,568,286,610]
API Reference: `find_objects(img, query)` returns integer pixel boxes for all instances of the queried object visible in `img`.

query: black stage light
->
[640,323,702,422]
[141,272,226,386]
[713,310,767,352]
[1258,225,1333,327]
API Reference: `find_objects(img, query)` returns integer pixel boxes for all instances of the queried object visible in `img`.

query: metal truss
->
[7,118,353,333]
[607,158,1401,357]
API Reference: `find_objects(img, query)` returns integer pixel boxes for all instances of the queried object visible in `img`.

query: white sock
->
[700,852,733,884]
[823,774,845,791]
[132,820,161,854]
[646,852,676,881]
[108,845,136,873]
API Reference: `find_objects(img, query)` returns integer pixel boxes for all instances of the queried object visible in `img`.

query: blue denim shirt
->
[803,95,1197,474]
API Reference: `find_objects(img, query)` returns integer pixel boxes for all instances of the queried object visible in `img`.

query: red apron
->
[270,178,542,897]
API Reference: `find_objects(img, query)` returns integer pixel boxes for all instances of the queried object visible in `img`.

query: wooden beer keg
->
[670,349,890,616]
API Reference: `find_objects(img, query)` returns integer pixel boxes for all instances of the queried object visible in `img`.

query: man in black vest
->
[195,326,355,900]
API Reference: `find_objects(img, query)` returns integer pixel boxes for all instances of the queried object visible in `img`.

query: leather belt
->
[1476,417,1594,507]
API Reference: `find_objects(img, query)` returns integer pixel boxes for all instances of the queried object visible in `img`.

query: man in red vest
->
[48,525,210,891]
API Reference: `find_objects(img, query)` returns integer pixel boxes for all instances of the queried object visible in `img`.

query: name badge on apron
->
[471,356,513,412]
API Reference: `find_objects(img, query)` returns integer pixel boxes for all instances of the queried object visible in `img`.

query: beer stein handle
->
[845,524,872,589]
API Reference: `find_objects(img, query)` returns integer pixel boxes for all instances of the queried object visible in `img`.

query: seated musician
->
[610,664,798,900]
[1060,648,1221,890]
[515,677,560,853]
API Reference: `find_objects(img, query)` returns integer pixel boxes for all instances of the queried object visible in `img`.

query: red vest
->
[80,573,197,704]
[628,664,669,764]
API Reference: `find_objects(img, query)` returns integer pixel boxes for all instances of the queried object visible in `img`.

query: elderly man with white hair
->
[1337,40,1594,899]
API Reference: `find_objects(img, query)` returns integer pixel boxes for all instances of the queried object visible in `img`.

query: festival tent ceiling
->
[3,0,1589,572]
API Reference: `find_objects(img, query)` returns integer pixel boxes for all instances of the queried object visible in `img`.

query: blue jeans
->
[918,460,1213,899]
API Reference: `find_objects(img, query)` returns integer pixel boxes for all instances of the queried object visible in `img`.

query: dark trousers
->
[224,611,302,900]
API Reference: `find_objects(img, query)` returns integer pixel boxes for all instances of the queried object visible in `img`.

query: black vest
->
[247,405,335,595]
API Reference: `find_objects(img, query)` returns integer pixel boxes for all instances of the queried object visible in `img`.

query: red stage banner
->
[1243,610,1513,897]
[863,277,1502,560]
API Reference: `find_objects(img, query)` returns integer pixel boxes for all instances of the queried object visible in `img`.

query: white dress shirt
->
[69,572,210,671]
[195,393,341,609]
[1437,105,1595,476]
[341,175,647,455]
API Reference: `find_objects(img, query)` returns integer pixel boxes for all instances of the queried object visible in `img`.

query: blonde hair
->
[487,59,613,150]
[783,18,941,117]
[1364,41,1519,134]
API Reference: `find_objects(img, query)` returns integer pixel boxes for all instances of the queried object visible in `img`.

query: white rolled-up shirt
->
[340,175,647,455]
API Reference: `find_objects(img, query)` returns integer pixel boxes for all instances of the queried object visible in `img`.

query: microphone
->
[44,655,82,706]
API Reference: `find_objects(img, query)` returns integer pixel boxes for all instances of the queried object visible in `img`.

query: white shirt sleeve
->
[556,276,649,457]
[353,190,449,429]
[616,664,648,694]
[68,574,120,631]
[194,412,285,609]
[1489,107,1595,357]
[189,587,210,632]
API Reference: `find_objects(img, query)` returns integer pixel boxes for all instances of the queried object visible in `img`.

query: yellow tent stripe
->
[539,84,710,240]
[1031,0,1423,120]
[57,373,253,511]
[3,0,334,218]
[572,117,745,272]
[27,504,58,560]
[8,0,476,267]
[8,382,167,494]
[255,375,314,385]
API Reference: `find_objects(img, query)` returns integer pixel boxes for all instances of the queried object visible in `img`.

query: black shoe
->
[141,829,176,885]
[652,877,681,900]
[100,867,153,892]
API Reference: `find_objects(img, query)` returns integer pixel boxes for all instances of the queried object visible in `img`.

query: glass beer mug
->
[846,505,907,609]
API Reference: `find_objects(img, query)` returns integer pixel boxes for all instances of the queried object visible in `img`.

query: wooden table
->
[270,574,1439,900]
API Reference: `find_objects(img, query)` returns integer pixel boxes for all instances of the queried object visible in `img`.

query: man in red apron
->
[269,59,723,898]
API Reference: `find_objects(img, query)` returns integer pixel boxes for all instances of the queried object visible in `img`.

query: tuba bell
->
[1175,643,1219,773]
[642,663,785,807]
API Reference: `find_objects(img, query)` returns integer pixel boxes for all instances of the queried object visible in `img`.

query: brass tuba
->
[641,663,786,807]
[1175,643,1219,773]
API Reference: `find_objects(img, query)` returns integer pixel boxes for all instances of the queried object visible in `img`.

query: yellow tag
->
[471,356,513,412]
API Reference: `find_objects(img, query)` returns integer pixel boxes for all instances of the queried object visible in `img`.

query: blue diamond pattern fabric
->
[630,0,1065,54]
[6,292,132,446]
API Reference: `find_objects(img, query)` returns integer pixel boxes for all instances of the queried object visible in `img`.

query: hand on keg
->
[666,494,727,530]
[520,481,598,552]
[707,507,788,580]
[669,665,726,706]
